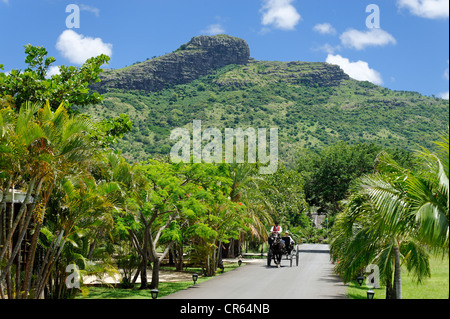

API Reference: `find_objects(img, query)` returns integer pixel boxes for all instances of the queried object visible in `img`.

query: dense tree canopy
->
[296,142,417,216]
[0,45,109,111]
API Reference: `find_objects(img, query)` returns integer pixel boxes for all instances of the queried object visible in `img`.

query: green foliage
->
[0,44,110,110]
[84,60,448,164]
[297,142,382,214]
[94,114,133,147]
[261,164,308,227]
[0,101,105,299]
[330,134,449,299]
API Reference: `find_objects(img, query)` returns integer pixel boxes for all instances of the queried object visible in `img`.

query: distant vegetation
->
[84,60,448,165]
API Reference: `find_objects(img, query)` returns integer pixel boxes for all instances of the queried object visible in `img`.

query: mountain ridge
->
[86,35,449,164]
[92,34,251,93]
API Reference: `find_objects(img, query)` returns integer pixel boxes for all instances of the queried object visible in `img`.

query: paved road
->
[164,244,347,299]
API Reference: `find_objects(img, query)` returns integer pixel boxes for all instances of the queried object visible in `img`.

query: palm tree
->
[0,101,99,299]
[331,151,434,299]
[36,174,122,299]
[1,103,49,298]
[408,135,449,250]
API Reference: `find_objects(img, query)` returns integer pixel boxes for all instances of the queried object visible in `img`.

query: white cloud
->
[80,4,100,17]
[397,0,449,19]
[313,23,336,35]
[46,66,61,78]
[439,91,449,99]
[313,43,341,54]
[340,28,397,50]
[261,0,301,31]
[56,30,112,65]
[326,54,383,85]
[202,24,226,35]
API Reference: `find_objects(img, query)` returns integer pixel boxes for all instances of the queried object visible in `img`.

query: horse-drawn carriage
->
[267,234,299,268]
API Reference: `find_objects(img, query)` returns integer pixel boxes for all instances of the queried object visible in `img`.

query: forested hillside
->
[86,35,449,164]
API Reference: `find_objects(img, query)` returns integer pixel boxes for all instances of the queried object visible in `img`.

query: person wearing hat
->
[283,231,295,255]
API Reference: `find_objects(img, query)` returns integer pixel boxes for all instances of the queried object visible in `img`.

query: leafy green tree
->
[262,164,308,228]
[93,114,133,148]
[225,163,273,257]
[0,102,99,299]
[36,175,121,299]
[297,142,382,215]
[0,45,133,299]
[0,45,110,111]
[111,160,233,288]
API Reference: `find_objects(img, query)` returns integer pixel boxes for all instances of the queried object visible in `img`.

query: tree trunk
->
[393,245,402,299]
[132,266,140,285]
[168,246,174,266]
[175,245,184,271]
[150,259,160,289]
[5,269,12,299]
[33,232,66,299]
[139,260,148,289]
[148,240,159,289]
[384,272,393,299]
[0,199,38,284]
[217,240,223,271]
[139,228,150,290]
[87,239,97,259]
[22,219,42,298]
[0,178,36,263]
[21,179,46,298]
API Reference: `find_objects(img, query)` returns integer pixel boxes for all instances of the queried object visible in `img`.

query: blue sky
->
[0,0,448,98]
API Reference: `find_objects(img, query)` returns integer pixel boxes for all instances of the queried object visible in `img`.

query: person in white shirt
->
[283,231,294,243]
[268,222,282,246]
[270,222,282,235]
[283,231,295,254]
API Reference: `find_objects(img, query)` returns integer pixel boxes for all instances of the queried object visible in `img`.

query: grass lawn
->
[76,262,240,299]
[347,253,449,299]
[77,281,201,299]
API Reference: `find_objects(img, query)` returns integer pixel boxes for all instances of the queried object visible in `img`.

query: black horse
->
[267,234,285,267]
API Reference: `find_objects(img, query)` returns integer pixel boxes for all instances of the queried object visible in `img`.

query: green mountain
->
[86,34,449,164]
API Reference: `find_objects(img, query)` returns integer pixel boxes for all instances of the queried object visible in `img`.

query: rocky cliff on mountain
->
[92,35,251,93]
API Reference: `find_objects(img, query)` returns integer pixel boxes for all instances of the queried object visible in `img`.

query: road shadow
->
[318,274,346,285]
[298,249,330,254]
